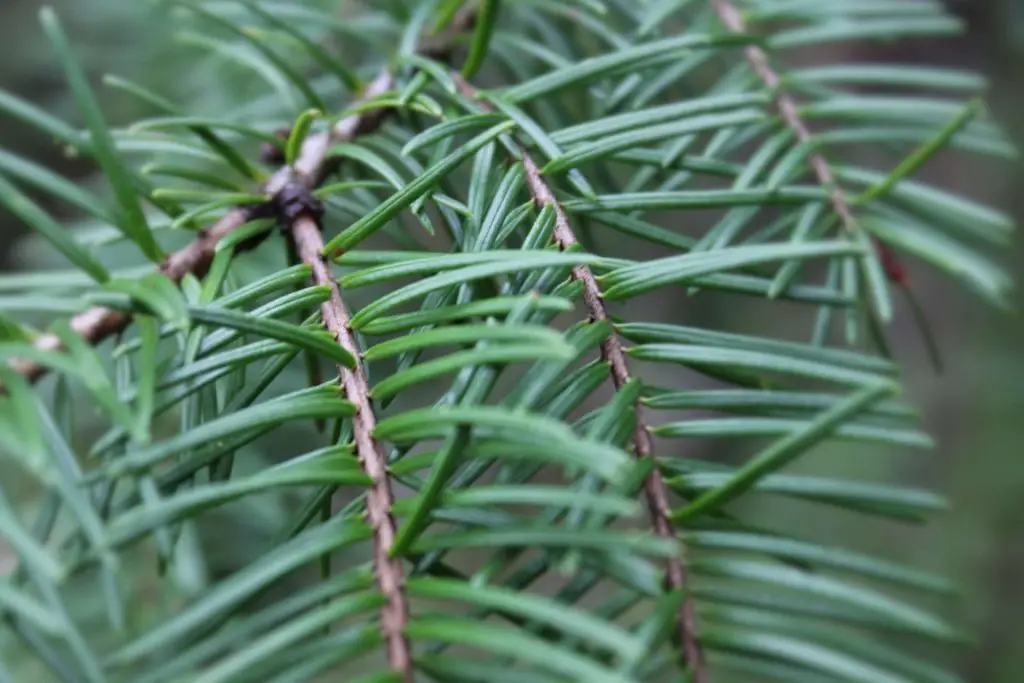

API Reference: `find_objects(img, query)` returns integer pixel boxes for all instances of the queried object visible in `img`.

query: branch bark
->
[709,0,914,332]
[242,11,476,680]
[451,73,707,683]
[709,0,858,234]
[275,63,430,683]
[290,213,411,680]
[522,157,707,683]
[8,208,251,383]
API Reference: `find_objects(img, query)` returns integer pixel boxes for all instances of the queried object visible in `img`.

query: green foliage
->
[0,1,1015,682]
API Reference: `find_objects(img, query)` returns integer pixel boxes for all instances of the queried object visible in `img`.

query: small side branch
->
[9,207,252,383]
[289,211,411,680]
[270,12,478,679]
[450,72,706,681]
[710,0,858,233]
[274,71,419,678]
[522,156,707,683]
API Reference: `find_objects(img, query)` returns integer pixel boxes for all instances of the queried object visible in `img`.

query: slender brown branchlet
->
[710,0,858,233]
[277,70,414,680]
[255,10,478,679]
[291,211,413,680]
[8,207,252,384]
[710,0,913,327]
[522,158,708,683]
[452,73,708,683]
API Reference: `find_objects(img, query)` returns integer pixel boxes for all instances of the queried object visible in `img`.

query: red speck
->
[876,240,907,286]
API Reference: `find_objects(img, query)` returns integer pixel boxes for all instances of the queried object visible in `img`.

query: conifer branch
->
[454,73,708,683]
[8,208,250,384]
[523,157,707,683]
[5,7,476,388]
[276,67,417,683]
[290,212,412,681]
[710,0,858,234]
[5,11,482,674]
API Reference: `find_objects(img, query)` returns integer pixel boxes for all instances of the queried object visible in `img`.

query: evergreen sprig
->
[0,1,1014,682]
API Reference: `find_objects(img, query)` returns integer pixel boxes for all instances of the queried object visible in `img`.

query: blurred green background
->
[1,1,1022,681]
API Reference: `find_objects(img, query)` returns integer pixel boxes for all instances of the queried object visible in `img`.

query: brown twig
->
[258,10,478,680]
[8,208,251,383]
[523,157,707,683]
[291,213,412,680]
[6,7,476,388]
[275,68,413,681]
[451,73,707,682]
[709,0,858,235]
[710,0,918,343]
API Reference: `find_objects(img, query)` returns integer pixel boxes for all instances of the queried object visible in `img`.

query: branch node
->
[273,182,325,227]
